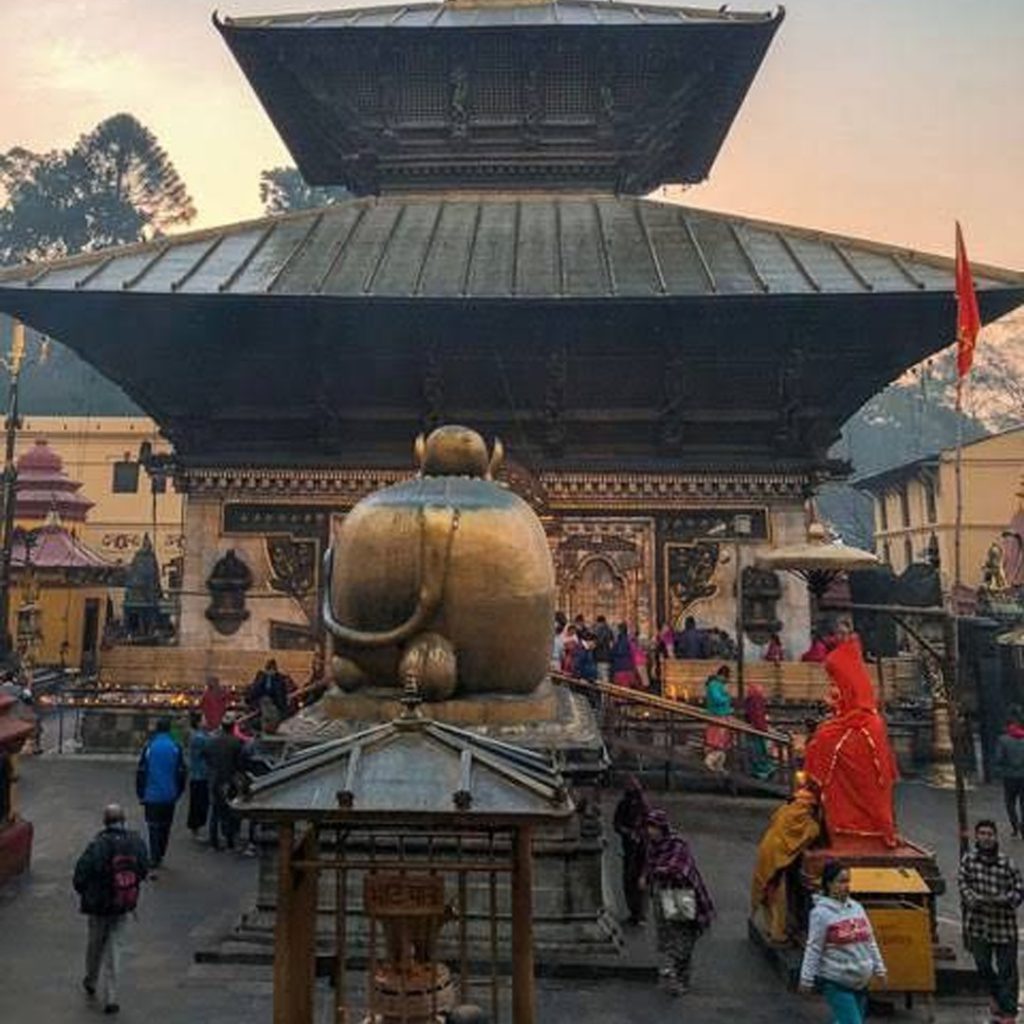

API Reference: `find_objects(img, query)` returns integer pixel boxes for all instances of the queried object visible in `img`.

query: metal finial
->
[399,675,424,719]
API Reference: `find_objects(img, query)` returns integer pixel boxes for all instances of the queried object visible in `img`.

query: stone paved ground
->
[0,755,1007,1023]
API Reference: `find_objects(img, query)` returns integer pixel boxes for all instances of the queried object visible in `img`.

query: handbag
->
[659,886,697,922]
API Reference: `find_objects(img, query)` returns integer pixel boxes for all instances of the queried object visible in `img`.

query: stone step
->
[604,736,790,797]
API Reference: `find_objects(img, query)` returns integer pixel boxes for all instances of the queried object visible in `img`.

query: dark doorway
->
[81,599,100,669]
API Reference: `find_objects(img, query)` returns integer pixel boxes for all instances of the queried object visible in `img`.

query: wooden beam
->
[510,825,536,1024]
[274,823,319,1024]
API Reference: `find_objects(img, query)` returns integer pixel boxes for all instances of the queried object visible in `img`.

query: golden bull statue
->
[322,425,555,701]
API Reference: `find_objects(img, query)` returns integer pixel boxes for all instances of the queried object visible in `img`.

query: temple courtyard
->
[0,753,1004,1023]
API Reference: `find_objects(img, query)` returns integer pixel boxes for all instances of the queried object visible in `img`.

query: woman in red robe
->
[805,637,898,848]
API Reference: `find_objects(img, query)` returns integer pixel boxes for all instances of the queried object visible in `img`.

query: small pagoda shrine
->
[7,441,120,670]
[237,687,572,1024]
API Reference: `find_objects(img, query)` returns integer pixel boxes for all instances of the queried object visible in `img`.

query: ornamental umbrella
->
[754,522,879,600]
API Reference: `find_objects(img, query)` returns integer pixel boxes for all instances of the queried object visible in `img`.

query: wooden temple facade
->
[0,0,1022,674]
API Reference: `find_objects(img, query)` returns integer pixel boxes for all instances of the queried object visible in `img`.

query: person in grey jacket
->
[799,860,886,1024]
[994,708,1024,837]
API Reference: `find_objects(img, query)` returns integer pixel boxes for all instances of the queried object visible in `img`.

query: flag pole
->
[950,377,970,854]
[948,222,981,855]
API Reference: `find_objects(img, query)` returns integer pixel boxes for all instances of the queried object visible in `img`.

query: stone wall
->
[98,645,313,689]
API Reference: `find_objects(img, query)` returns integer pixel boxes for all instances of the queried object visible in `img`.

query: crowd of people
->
[611,777,715,997]
[65,624,1024,1022]
[612,773,894,1022]
[67,663,299,1013]
[552,608,858,695]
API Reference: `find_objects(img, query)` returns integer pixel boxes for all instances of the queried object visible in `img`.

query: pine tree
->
[259,166,349,215]
[0,113,195,265]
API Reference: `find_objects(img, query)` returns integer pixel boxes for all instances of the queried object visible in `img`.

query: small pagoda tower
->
[7,442,118,670]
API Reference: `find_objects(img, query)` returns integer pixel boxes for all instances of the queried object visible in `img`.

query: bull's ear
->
[414,433,426,473]
[486,437,504,480]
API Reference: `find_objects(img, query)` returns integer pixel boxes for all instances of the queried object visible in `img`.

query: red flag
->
[955,222,981,384]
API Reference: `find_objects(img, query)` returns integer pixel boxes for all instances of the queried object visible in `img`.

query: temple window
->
[924,476,937,523]
[112,457,140,494]
[899,485,911,528]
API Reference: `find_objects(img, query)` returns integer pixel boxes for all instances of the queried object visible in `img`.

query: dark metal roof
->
[216,3,783,193]
[853,426,1024,493]
[0,196,1020,472]
[223,1,780,30]
[236,710,573,823]
[2,195,1020,300]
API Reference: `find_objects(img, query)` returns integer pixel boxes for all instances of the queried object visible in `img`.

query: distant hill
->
[0,317,141,415]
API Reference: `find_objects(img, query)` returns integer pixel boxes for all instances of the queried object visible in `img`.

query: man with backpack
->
[135,717,186,872]
[73,803,149,1016]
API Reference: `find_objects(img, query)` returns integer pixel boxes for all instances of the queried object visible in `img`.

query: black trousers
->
[209,783,239,850]
[143,801,176,866]
[186,779,210,832]
[969,935,1019,1016]
[621,837,646,923]
[1003,777,1024,834]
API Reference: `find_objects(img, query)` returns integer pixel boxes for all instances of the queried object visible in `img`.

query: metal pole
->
[735,538,745,703]
[954,386,965,597]
[943,614,971,856]
[0,324,22,663]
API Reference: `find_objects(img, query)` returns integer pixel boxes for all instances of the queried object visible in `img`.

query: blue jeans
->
[821,980,867,1024]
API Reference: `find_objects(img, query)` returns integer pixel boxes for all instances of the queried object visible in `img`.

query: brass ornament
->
[322,425,554,700]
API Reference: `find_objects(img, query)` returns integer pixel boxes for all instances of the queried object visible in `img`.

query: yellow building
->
[14,417,183,586]
[855,426,1024,589]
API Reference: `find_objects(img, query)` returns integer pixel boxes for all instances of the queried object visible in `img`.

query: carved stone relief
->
[547,517,655,638]
[740,566,782,645]
[205,549,253,636]
[663,542,720,629]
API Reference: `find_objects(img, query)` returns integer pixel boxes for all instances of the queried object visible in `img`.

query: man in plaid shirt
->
[959,819,1024,1023]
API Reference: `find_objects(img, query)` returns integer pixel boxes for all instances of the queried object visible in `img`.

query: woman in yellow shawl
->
[750,782,821,943]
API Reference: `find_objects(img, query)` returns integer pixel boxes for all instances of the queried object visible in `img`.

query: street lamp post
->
[0,321,48,665]
[733,514,753,703]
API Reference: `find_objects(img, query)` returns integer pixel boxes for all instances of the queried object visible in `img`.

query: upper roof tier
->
[216,0,784,194]
[2,194,1020,300]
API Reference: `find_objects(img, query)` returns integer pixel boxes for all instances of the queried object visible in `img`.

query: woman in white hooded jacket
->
[799,859,887,1024]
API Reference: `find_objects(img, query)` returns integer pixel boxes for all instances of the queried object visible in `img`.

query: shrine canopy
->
[216,0,784,195]
[236,709,574,826]
[755,522,880,598]
[0,196,1021,472]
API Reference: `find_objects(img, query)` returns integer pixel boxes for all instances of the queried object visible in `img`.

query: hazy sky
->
[1,0,1022,268]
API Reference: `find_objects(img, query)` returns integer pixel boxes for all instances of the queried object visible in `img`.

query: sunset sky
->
[0,0,1022,268]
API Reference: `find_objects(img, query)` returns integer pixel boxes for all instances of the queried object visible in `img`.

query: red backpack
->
[107,838,142,913]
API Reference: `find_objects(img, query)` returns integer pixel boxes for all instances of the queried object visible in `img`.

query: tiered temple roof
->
[217,1,783,194]
[0,1,1020,474]
[14,440,93,523]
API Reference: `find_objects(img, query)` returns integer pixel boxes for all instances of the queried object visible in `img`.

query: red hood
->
[825,637,877,715]
[1007,724,1024,740]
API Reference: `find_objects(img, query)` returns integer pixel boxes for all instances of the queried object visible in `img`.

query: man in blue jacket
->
[135,717,185,872]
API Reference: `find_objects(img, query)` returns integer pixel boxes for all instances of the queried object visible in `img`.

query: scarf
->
[745,684,769,732]
[644,810,715,928]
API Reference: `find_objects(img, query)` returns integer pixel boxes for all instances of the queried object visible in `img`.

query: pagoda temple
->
[7,442,119,669]
[0,0,1021,671]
